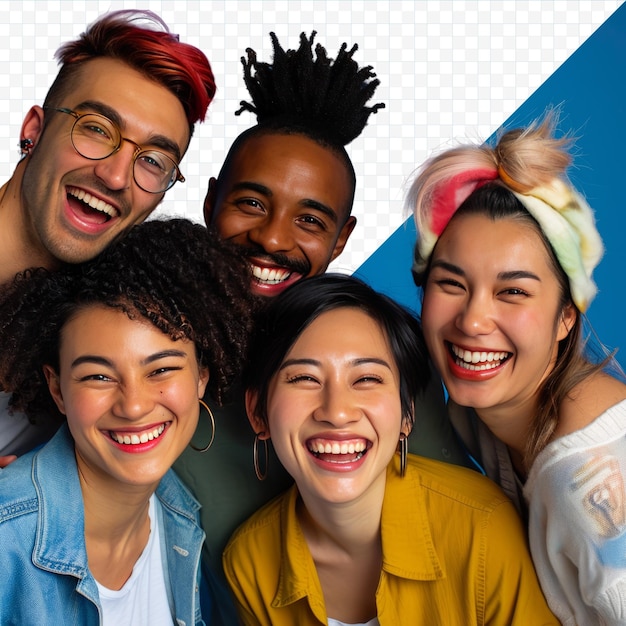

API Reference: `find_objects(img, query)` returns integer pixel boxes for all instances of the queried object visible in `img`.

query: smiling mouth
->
[109,423,166,445]
[251,263,293,285]
[307,438,368,463]
[449,343,511,371]
[67,186,118,222]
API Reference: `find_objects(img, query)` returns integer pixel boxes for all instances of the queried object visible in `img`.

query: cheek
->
[213,210,249,239]
[503,307,553,345]
[161,379,202,412]
[63,391,106,432]
[421,293,449,342]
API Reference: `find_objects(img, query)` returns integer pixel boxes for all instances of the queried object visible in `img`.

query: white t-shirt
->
[96,495,174,626]
[328,618,380,626]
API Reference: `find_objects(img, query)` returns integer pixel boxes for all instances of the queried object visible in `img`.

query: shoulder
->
[0,449,38,515]
[156,468,203,524]
[556,372,626,437]
[408,455,513,513]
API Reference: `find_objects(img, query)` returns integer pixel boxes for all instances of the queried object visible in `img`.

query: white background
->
[0,0,621,274]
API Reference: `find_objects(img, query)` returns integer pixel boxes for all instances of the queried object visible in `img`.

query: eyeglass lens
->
[71,114,178,193]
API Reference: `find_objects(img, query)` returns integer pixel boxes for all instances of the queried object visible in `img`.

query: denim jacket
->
[0,425,206,626]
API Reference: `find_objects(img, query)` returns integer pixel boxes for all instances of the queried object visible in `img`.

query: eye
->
[149,365,183,378]
[354,375,384,386]
[76,118,115,143]
[432,277,466,293]
[234,198,265,213]
[296,214,327,231]
[77,373,113,383]
[497,286,531,302]
[287,374,319,384]
[137,151,169,174]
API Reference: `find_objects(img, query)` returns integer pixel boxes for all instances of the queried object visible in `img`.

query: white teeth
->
[68,187,117,217]
[450,344,510,371]
[111,424,165,445]
[251,264,291,284]
[308,440,367,455]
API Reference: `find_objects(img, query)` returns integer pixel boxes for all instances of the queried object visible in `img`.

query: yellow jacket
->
[223,454,558,625]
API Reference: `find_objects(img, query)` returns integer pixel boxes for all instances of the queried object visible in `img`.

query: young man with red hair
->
[0,9,216,458]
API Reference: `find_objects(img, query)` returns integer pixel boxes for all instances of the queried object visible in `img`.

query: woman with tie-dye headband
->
[408,114,626,626]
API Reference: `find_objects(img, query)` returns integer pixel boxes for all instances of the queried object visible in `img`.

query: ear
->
[401,404,414,439]
[197,367,210,398]
[245,389,270,438]
[20,106,45,150]
[557,302,577,342]
[203,177,218,227]
[43,364,67,415]
[329,215,357,263]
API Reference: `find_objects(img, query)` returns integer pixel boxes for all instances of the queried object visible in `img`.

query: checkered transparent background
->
[0,0,620,273]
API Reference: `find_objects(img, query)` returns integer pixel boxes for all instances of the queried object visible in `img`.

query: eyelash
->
[287,374,317,384]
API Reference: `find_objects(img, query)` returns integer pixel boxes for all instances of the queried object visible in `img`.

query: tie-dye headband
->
[413,165,604,312]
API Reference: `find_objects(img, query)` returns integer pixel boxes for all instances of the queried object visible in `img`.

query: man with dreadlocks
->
[203,30,383,297]
[174,33,472,615]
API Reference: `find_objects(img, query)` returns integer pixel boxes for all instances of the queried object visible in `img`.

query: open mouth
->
[448,342,512,371]
[251,264,292,285]
[109,423,167,445]
[307,438,369,463]
[67,186,118,224]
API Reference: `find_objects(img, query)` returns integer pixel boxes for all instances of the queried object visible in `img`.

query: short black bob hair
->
[244,273,430,428]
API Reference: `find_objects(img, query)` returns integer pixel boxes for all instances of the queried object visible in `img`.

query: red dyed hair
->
[44,10,215,130]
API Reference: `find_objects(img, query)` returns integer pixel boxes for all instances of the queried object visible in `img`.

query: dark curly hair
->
[0,218,257,427]
[214,32,385,217]
[236,31,385,145]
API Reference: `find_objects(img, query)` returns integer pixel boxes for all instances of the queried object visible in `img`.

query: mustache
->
[235,244,311,276]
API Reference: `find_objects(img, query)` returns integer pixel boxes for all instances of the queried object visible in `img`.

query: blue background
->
[357,4,626,369]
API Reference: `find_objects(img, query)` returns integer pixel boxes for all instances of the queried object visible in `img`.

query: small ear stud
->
[19,138,34,154]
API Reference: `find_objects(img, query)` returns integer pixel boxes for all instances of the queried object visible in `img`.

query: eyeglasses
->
[45,107,185,194]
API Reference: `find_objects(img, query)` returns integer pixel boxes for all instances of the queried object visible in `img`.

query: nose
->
[313,383,362,426]
[112,380,155,421]
[93,141,136,191]
[455,292,496,336]
[247,211,295,254]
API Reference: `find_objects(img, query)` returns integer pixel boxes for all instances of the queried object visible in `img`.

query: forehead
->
[291,308,393,359]
[59,57,190,153]
[436,213,554,269]
[222,133,353,220]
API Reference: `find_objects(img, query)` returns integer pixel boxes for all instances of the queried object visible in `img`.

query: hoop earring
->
[189,399,215,453]
[398,433,408,478]
[253,432,269,481]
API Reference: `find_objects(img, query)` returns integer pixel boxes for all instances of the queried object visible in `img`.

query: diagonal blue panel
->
[357,4,626,367]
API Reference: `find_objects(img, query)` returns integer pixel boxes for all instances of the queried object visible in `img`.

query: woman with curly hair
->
[409,115,626,625]
[0,218,255,624]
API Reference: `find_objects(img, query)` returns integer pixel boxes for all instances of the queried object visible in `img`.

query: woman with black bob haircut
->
[224,273,558,625]
[0,218,256,624]
[243,273,428,431]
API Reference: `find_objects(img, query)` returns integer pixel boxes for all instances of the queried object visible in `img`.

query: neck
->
[474,403,533,478]
[0,163,59,285]
[76,450,156,543]
[296,476,386,623]
[76,450,157,589]
[297,472,386,557]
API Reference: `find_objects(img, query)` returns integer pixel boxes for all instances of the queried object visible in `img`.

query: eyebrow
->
[74,100,182,161]
[71,349,188,369]
[431,260,541,282]
[229,181,339,224]
[278,357,393,371]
